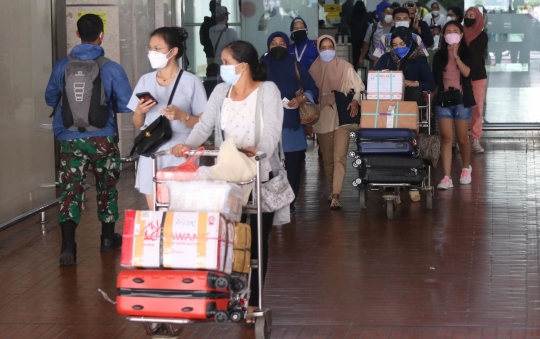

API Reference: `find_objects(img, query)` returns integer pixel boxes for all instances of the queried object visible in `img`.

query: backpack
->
[52,55,111,132]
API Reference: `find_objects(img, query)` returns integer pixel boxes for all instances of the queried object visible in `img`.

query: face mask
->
[320,50,336,63]
[447,16,455,21]
[292,29,307,41]
[432,10,440,16]
[445,33,462,44]
[394,46,410,58]
[384,15,393,24]
[395,21,410,28]
[220,64,242,85]
[464,18,476,27]
[148,50,173,69]
[270,46,289,60]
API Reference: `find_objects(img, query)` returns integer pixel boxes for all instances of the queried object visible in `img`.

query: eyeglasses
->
[147,46,169,52]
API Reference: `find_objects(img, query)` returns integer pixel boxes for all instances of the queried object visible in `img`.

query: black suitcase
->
[356,155,426,184]
[353,128,418,156]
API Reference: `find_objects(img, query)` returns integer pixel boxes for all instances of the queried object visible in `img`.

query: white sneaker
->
[460,166,472,185]
[471,139,484,153]
[437,176,453,190]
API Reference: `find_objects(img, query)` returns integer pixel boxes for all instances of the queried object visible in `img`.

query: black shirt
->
[467,32,488,81]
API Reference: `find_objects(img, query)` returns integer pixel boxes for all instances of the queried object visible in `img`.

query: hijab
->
[290,17,308,43]
[463,7,484,45]
[309,35,352,108]
[261,31,301,129]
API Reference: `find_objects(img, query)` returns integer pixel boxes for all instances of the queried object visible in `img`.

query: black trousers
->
[284,150,306,208]
[352,41,363,71]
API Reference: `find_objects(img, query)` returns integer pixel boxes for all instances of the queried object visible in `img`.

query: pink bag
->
[156,147,204,204]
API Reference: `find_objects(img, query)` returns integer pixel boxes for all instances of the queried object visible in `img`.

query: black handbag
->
[333,90,360,126]
[439,88,463,107]
[404,87,425,107]
[130,70,183,157]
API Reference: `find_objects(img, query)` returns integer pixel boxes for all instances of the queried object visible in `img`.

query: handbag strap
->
[214,28,227,57]
[293,61,304,94]
[168,69,183,106]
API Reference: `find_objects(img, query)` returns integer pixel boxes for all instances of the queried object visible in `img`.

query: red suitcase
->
[117,270,231,319]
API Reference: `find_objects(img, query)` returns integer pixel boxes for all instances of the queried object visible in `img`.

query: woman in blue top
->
[373,27,435,202]
[288,17,319,70]
[261,31,319,215]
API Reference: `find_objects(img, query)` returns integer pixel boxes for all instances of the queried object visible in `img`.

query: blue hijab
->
[262,32,306,130]
[288,17,319,70]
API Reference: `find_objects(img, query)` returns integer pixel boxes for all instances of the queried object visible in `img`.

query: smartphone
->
[136,92,158,105]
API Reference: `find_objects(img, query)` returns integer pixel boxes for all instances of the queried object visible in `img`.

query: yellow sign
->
[324,4,342,13]
[77,11,107,32]
[327,12,341,20]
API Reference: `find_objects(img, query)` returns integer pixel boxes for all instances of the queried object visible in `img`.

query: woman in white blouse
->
[309,35,365,210]
[170,40,283,325]
[128,27,207,209]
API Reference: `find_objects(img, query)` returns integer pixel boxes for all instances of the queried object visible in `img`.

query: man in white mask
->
[358,5,393,68]
[371,7,430,67]
[423,2,447,29]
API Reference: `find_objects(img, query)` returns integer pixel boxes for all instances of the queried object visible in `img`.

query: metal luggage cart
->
[124,149,272,339]
[349,91,434,219]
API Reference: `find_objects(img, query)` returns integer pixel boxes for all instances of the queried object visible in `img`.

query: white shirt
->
[209,24,239,64]
[423,12,447,28]
[221,88,271,181]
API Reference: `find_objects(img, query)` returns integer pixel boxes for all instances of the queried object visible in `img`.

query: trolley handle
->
[151,149,267,160]
[151,150,171,159]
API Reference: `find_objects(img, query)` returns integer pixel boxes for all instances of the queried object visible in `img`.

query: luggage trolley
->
[349,91,434,219]
[124,149,272,339]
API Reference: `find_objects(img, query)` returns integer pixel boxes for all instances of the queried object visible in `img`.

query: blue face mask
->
[220,64,242,85]
[320,50,336,63]
[394,46,410,58]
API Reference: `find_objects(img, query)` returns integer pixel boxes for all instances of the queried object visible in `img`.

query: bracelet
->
[184,114,190,122]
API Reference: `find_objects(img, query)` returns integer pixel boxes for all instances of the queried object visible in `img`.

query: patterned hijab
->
[308,35,352,108]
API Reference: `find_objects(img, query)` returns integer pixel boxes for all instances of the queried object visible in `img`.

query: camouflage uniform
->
[58,136,120,225]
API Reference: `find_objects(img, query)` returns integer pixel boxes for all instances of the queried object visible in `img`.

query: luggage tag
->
[386,105,395,128]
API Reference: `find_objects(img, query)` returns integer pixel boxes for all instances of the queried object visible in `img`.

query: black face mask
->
[464,18,476,27]
[270,46,289,60]
[292,29,308,41]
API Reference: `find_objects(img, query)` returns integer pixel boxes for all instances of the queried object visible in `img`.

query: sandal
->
[245,306,257,328]
[330,198,342,210]
[409,190,421,202]
[328,193,333,203]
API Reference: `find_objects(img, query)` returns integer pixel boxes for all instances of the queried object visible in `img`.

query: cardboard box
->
[366,70,404,100]
[360,100,419,132]
[121,210,234,274]
[121,210,164,269]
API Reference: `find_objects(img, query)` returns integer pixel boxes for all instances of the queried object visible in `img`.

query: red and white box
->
[121,210,164,268]
[121,210,234,274]
[366,70,404,100]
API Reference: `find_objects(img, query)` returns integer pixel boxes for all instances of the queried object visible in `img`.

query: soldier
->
[45,14,132,266]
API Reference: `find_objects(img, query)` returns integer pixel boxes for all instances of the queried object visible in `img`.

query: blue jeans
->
[435,104,472,120]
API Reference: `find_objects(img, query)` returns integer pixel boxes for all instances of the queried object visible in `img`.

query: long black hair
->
[224,40,267,81]
[435,21,473,70]
[150,27,189,60]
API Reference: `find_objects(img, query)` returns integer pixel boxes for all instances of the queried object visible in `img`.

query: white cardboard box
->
[366,70,404,100]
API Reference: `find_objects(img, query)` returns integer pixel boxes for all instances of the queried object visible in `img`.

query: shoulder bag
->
[294,61,320,125]
[130,70,183,157]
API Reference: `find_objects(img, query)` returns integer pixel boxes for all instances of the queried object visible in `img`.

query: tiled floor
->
[1,135,540,338]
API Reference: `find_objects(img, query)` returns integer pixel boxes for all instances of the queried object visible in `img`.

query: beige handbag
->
[294,62,320,125]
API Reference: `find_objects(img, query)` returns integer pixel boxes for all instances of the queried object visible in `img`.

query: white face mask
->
[447,16,455,21]
[384,15,393,23]
[148,50,173,69]
[432,10,440,16]
[395,21,410,28]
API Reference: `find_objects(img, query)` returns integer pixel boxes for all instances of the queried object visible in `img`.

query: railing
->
[0,184,90,235]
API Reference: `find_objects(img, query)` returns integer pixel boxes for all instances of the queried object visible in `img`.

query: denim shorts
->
[435,104,472,120]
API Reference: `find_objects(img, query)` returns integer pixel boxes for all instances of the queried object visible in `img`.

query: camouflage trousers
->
[58,136,120,225]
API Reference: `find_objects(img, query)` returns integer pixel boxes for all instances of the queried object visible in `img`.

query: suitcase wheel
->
[386,200,395,220]
[230,310,244,323]
[215,310,229,323]
[230,277,245,293]
[215,277,229,290]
